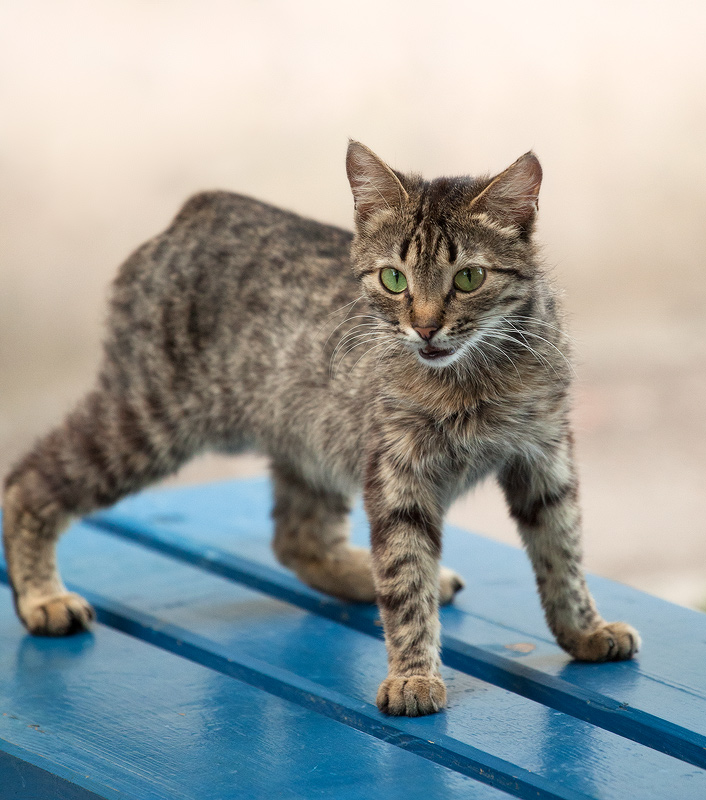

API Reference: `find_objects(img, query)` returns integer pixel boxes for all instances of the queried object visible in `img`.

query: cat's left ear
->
[346,140,409,224]
[469,152,542,230]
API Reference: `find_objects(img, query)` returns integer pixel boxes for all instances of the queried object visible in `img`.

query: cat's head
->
[346,141,543,370]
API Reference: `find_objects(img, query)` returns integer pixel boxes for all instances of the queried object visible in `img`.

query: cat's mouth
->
[418,344,456,361]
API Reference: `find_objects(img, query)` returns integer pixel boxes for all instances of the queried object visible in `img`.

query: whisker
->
[502,315,575,342]
[328,321,384,357]
[497,317,538,356]
[485,330,560,378]
[329,323,382,349]
[473,336,523,383]
[315,296,364,340]
[475,347,494,375]
[335,337,389,378]
[349,339,400,376]
[329,325,385,366]
[330,332,386,376]
[500,320,575,376]
[519,331,575,375]
[327,295,364,319]
[321,313,384,352]
[333,331,384,359]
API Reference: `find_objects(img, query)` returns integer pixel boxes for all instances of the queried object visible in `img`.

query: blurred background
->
[1,0,704,606]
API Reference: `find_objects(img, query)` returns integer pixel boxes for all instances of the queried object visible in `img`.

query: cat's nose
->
[414,325,439,341]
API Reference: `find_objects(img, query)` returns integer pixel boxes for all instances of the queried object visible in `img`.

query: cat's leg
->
[498,432,641,662]
[364,449,448,717]
[3,388,198,636]
[271,464,375,602]
[271,464,463,605]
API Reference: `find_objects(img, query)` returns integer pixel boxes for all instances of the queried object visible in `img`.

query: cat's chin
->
[416,345,458,369]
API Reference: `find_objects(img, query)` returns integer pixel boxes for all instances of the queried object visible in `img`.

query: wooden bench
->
[1,477,705,799]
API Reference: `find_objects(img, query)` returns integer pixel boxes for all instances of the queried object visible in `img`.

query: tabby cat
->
[2,141,640,716]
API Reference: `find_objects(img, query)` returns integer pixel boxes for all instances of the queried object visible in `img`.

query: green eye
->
[454,266,485,292]
[380,267,408,293]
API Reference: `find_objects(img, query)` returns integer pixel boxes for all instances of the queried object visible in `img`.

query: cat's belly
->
[445,455,501,509]
[243,380,369,498]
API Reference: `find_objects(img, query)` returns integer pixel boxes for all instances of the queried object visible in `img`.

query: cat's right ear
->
[346,141,408,224]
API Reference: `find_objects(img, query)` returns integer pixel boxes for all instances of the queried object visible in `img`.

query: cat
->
[2,141,640,716]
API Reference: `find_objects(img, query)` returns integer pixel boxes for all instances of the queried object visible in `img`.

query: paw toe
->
[572,621,641,662]
[23,593,95,637]
[376,675,447,716]
[439,567,465,605]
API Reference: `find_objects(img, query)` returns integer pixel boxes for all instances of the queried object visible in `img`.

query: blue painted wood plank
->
[87,506,706,768]
[10,517,705,800]
[78,592,588,800]
[0,737,117,800]
[85,477,706,768]
[0,583,512,800]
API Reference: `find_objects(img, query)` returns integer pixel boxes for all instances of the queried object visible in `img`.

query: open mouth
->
[418,345,456,361]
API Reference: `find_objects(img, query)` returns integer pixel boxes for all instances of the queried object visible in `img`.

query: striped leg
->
[271,464,463,607]
[498,432,641,661]
[2,388,198,636]
[271,464,376,602]
[365,450,453,717]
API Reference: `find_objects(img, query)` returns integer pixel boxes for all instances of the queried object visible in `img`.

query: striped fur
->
[2,142,639,716]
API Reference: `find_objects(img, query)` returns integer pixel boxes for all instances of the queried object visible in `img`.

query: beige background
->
[1,1,704,606]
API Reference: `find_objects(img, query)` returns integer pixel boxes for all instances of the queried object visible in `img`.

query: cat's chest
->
[387,365,539,455]
[404,395,542,481]
[434,402,513,466]
[425,403,532,503]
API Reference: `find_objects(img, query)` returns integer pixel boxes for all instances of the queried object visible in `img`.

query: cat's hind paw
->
[439,566,465,605]
[19,592,95,636]
[569,621,641,662]
[376,675,447,716]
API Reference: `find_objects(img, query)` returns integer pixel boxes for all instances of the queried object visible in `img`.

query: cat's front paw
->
[439,566,465,605]
[18,592,95,636]
[376,675,447,716]
[569,621,641,662]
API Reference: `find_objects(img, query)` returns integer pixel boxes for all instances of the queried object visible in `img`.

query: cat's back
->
[178,191,354,267]
[117,190,353,287]
[107,191,357,349]
[175,190,352,248]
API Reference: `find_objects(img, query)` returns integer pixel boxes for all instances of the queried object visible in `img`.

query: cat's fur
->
[2,142,640,716]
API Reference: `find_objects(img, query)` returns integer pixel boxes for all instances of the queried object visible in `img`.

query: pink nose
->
[414,326,438,341]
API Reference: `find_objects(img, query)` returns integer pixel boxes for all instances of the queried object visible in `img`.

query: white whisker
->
[514,330,575,376]
[348,339,398,376]
[321,313,383,352]
[499,317,575,376]
[485,330,560,378]
[330,332,386,377]
[329,325,385,367]
[314,296,363,339]
[335,337,388,378]
[502,314,575,342]
[473,336,523,383]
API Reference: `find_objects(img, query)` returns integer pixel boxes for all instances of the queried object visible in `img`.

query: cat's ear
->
[469,152,542,230]
[346,141,408,223]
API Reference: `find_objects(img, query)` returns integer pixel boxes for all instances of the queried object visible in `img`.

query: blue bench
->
[1,477,705,799]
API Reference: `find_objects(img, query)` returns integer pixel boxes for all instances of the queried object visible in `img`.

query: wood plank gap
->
[85,513,706,769]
